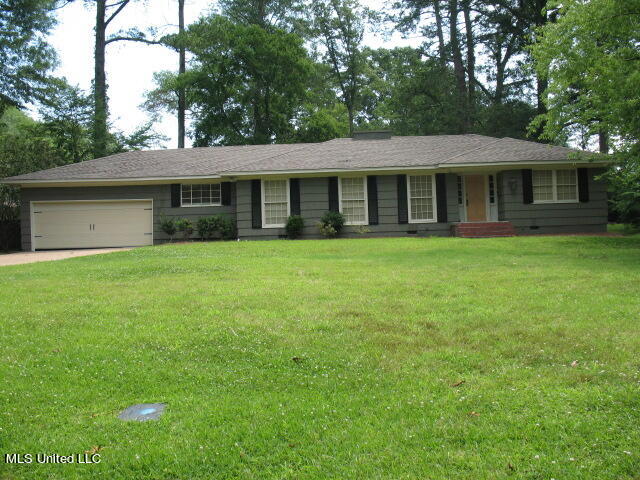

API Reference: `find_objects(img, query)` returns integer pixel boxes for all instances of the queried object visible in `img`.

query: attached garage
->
[30,200,153,250]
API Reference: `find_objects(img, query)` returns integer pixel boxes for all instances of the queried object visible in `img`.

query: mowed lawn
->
[1,237,640,480]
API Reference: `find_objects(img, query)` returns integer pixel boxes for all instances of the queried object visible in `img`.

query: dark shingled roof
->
[3,134,596,183]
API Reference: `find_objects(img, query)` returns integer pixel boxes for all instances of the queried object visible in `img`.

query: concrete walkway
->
[0,248,132,267]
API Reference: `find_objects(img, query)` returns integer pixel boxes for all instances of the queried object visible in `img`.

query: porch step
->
[452,221,517,238]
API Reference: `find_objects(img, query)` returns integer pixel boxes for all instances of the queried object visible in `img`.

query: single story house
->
[2,132,610,251]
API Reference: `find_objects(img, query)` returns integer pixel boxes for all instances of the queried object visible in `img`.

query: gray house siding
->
[497,168,607,234]
[20,184,235,250]
[236,174,460,240]
[17,168,608,250]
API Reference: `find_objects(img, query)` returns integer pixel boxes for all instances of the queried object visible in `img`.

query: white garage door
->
[32,200,153,250]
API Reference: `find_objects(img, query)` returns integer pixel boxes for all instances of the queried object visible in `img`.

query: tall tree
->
[149,15,312,146]
[218,0,307,32]
[531,0,640,223]
[0,0,59,112]
[177,0,185,148]
[312,0,371,135]
[91,0,161,159]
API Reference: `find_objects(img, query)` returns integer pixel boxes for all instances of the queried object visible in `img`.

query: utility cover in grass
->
[118,403,165,422]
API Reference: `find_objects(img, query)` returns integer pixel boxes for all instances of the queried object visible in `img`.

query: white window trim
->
[407,174,438,223]
[338,176,369,226]
[261,178,290,228]
[180,183,222,207]
[532,169,579,204]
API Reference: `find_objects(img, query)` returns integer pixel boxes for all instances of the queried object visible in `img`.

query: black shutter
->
[251,180,262,229]
[328,176,339,212]
[397,174,408,224]
[221,182,232,206]
[577,168,590,202]
[171,184,181,207]
[435,173,448,223]
[367,176,378,225]
[290,178,301,215]
[522,169,533,204]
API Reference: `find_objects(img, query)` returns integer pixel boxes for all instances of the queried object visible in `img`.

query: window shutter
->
[221,182,232,206]
[522,169,533,204]
[397,174,408,224]
[290,178,301,215]
[577,168,590,202]
[435,173,448,223]
[328,176,339,212]
[251,180,262,229]
[171,184,181,207]
[367,176,378,225]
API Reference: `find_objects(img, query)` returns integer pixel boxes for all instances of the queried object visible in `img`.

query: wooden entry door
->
[465,175,487,221]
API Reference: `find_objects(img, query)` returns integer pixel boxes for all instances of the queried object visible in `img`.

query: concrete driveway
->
[0,248,132,267]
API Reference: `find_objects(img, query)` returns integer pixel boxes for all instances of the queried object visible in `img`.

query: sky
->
[48,0,422,149]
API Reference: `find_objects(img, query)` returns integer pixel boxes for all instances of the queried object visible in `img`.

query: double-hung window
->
[262,179,289,227]
[408,175,436,222]
[181,184,221,206]
[339,177,368,225]
[533,169,577,203]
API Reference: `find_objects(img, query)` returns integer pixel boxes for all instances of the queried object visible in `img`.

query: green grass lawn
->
[1,237,640,479]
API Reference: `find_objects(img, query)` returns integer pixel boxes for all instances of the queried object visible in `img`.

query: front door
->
[465,175,486,222]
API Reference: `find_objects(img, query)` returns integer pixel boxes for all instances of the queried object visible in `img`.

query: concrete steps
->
[452,222,517,238]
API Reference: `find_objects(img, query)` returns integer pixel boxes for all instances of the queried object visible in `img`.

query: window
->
[457,175,464,205]
[262,179,289,227]
[408,175,436,222]
[181,184,221,206]
[339,177,367,225]
[533,169,577,203]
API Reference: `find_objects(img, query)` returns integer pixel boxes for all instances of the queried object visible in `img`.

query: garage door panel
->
[33,200,153,250]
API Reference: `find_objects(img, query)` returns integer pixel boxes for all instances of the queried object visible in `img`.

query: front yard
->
[1,236,639,479]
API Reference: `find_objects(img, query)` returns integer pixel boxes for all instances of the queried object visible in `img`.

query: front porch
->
[451,221,517,238]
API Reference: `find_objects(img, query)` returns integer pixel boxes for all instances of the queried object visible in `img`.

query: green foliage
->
[196,216,217,240]
[294,107,349,143]
[318,211,345,237]
[601,154,640,227]
[311,0,373,133]
[530,0,640,147]
[151,15,313,146]
[0,0,58,111]
[159,215,177,242]
[196,214,237,240]
[175,218,194,240]
[285,215,305,239]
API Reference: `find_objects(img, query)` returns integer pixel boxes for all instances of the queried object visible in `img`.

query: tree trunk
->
[433,0,446,67]
[462,0,475,131]
[598,129,609,153]
[93,0,108,159]
[449,0,467,133]
[177,0,185,149]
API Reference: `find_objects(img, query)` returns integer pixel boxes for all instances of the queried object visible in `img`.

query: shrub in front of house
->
[318,211,345,238]
[217,214,237,240]
[196,216,217,240]
[197,214,237,241]
[159,215,177,242]
[175,218,194,241]
[285,215,305,239]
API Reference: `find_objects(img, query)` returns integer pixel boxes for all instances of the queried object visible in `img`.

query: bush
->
[217,214,237,240]
[159,215,177,242]
[175,218,194,241]
[196,214,237,241]
[196,216,217,240]
[285,215,305,239]
[318,211,345,238]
